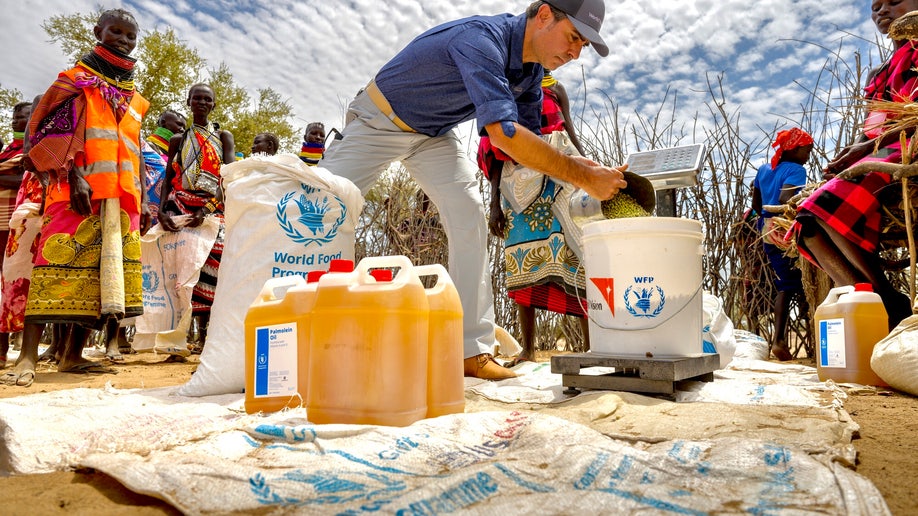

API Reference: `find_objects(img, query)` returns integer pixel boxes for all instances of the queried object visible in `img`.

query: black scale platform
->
[550,352,720,399]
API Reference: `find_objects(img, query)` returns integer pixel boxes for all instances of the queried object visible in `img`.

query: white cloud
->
[0,0,878,155]
[0,0,98,100]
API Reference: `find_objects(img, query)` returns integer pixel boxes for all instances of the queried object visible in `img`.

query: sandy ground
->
[0,352,915,515]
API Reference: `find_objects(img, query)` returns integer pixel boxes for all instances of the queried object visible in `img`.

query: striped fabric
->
[0,191,15,231]
[508,282,587,317]
[0,138,24,231]
[191,219,223,314]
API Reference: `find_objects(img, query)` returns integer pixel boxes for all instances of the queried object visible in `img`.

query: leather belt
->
[365,80,416,133]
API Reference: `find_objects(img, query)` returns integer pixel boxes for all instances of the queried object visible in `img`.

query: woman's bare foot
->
[57,356,117,374]
[771,345,793,361]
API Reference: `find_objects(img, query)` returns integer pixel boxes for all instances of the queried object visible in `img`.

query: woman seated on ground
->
[790,0,918,331]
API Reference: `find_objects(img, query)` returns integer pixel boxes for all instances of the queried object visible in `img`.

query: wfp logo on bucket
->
[276,184,348,248]
[624,278,665,318]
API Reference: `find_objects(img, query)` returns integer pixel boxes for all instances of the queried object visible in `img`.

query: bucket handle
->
[588,283,704,331]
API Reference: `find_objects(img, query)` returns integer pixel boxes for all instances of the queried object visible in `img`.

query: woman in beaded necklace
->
[159,83,234,353]
[160,83,234,229]
[1,8,149,386]
[146,110,186,160]
[298,122,325,165]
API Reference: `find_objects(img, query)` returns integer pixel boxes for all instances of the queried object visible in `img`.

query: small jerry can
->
[815,283,889,386]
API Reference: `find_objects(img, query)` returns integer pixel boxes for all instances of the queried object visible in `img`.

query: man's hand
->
[572,156,627,200]
[485,121,627,199]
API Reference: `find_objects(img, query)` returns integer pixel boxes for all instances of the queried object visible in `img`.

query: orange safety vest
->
[45,67,149,211]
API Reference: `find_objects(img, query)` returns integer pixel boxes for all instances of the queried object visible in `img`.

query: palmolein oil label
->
[254,323,298,397]
[819,318,846,368]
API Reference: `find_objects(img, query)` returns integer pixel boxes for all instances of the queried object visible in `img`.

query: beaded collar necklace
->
[77,44,136,91]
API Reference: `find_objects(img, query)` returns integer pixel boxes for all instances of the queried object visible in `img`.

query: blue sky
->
[0,0,882,163]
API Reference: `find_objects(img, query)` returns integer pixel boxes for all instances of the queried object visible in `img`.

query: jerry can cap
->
[370,269,393,282]
[307,270,326,283]
[329,259,355,273]
[854,283,874,292]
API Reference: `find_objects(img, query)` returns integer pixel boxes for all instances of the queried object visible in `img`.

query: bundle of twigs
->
[760,181,823,257]
[889,10,918,41]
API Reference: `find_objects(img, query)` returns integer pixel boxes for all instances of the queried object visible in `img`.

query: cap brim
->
[569,18,609,57]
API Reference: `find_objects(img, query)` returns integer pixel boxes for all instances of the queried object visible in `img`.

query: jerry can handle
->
[257,275,307,302]
[355,255,419,286]
[820,285,855,307]
[414,263,451,288]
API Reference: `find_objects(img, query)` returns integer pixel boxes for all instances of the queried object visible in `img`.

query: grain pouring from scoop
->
[601,192,651,219]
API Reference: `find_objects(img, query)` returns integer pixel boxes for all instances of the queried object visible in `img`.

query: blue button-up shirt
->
[375,13,544,138]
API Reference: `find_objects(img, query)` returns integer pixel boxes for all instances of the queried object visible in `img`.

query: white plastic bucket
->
[581,217,704,357]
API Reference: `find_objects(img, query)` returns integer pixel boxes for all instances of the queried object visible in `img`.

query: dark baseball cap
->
[545,0,609,57]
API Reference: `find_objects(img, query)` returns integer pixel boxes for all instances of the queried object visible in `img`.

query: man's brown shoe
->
[464,353,517,380]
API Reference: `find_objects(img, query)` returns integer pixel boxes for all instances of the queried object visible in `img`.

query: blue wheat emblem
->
[276,184,347,248]
[142,270,160,292]
[249,470,406,509]
[623,285,666,318]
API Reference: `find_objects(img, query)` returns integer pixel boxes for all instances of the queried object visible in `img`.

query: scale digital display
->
[625,144,706,190]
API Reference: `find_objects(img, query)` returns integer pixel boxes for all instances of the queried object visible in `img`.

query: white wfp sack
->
[732,330,771,361]
[180,153,363,396]
[133,218,221,352]
[702,291,737,368]
[871,314,918,396]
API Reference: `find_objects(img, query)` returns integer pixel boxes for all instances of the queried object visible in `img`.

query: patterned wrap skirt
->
[191,216,224,314]
[24,198,143,327]
[504,180,587,317]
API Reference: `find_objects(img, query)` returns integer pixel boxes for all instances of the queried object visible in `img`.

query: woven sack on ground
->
[871,314,918,396]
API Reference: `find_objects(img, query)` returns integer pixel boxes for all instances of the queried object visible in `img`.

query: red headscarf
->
[771,128,814,169]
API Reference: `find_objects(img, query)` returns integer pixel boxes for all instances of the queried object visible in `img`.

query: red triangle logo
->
[590,278,615,316]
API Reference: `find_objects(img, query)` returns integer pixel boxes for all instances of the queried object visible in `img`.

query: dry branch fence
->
[351,40,909,359]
